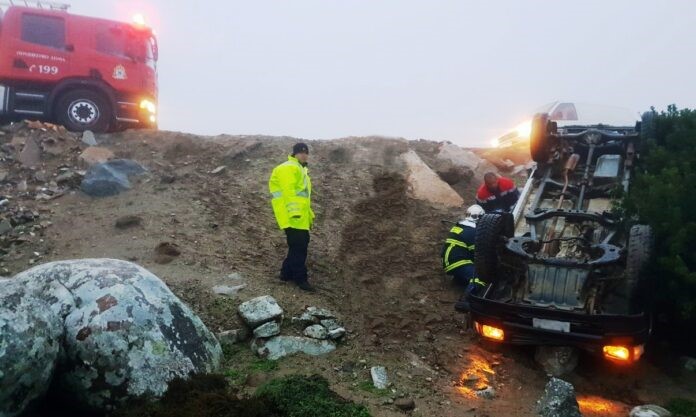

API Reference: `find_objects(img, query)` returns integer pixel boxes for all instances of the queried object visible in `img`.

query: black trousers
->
[281,228,310,283]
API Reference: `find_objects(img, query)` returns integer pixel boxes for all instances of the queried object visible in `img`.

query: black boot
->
[296,280,316,292]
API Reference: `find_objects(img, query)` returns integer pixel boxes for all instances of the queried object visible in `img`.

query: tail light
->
[474,322,505,342]
[602,344,644,363]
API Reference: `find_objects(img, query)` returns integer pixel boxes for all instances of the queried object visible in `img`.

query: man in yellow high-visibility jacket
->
[269,143,316,292]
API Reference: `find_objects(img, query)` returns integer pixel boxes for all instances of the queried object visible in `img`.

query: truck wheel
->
[475,213,513,285]
[56,89,111,133]
[625,224,654,295]
[530,113,555,163]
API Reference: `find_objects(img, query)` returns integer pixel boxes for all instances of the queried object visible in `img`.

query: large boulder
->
[400,150,464,208]
[0,287,62,417]
[536,378,581,417]
[3,259,222,412]
[81,159,147,197]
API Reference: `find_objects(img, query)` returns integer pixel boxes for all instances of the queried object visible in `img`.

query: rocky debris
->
[18,137,41,168]
[304,324,329,340]
[81,159,147,197]
[305,306,337,320]
[328,327,347,340]
[220,140,261,164]
[253,335,336,360]
[154,242,181,264]
[400,149,464,208]
[683,356,696,372]
[437,143,497,178]
[371,366,389,389]
[238,295,283,328]
[629,405,672,417]
[536,378,581,417]
[81,130,97,146]
[212,284,246,297]
[0,259,221,413]
[114,215,142,229]
[320,318,341,330]
[394,398,416,411]
[217,328,249,346]
[79,146,115,166]
[210,165,226,175]
[476,386,496,399]
[0,291,62,417]
[253,321,281,338]
[535,346,579,377]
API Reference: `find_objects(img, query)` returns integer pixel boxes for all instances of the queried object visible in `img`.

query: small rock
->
[320,319,341,331]
[0,170,8,182]
[81,159,147,197]
[305,306,337,320]
[238,295,283,328]
[304,324,329,340]
[18,137,41,168]
[535,346,579,377]
[683,356,696,372]
[536,378,581,417]
[114,215,142,229]
[292,312,318,328]
[253,336,335,360]
[217,328,249,346]
[210,166,226,175]
[17,180,28,192]
[328,327,346,340]
[394,398,416,411]
[630,405,672,417]
[160,174,177,184]
[475,386,496,399]
[212,284,246,297]
[0,219,12,235]
[79,147,115,166]
[245,372,271,387]
[56,171,81,186]
[371,366,389,389]
[253,321,281,338]
[81,130,97,146]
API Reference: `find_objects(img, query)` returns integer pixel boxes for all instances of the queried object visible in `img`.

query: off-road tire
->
[475,213,513,285]
[530,112,554,163]
[56,89,112,133]
[625,224,654,294]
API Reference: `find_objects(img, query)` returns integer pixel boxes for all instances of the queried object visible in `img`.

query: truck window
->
[96,28,128,58]
[21,14,66,49]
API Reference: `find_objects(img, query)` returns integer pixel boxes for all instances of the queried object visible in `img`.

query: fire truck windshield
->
[97,26,155,68]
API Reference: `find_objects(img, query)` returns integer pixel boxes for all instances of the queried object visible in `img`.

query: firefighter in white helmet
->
[441,204,487,312]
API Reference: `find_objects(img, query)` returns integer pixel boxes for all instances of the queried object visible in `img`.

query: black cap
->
[292,142,309,155]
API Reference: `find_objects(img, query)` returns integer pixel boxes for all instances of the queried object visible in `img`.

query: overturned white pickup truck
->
[470,108,654,365]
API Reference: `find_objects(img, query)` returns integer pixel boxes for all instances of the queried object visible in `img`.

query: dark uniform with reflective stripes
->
[442,223,486,294]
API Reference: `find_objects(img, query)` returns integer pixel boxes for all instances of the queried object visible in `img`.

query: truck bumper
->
[469,295,650,356]
[114,97,158,129]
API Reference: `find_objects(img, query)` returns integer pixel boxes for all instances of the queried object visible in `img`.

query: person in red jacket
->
[476,172,520,213]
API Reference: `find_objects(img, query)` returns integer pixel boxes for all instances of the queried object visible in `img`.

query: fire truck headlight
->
[140,99,157,114]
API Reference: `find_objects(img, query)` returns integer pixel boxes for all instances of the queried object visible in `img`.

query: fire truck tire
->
[625,224,654,297]
[474,213,512,285]
[56,89,112,133]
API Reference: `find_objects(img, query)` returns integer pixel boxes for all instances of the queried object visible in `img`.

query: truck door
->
[93,25,142,96]
[10,12,71,84]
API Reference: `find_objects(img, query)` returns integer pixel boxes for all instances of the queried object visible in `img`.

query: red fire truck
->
[0,1,158,132]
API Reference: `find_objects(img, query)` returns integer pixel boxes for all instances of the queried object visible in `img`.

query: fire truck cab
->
[0,2,158,132]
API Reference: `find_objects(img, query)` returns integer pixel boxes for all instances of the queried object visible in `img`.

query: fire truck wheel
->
[56,89,112,133]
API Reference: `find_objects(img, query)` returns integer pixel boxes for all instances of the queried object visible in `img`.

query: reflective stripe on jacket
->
[269,156,314,230]
[441,224,476,272]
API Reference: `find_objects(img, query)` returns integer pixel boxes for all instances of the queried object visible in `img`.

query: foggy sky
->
[69,0,695,146]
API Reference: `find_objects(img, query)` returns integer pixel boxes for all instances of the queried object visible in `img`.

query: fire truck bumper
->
[114,97,158,129]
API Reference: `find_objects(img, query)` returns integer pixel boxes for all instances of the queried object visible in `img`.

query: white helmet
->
[459,204,485,227]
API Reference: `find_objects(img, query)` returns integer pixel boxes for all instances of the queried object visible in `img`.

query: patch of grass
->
[224,369,245,387]
[250,358,279,372]
[256,375,371,417]
[355,381,390,397]
[668,398,696,417]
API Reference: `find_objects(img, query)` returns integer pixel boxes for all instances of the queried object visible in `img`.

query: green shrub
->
[256,375,372,417]
[622,106,696,326]
[667,398,696,417]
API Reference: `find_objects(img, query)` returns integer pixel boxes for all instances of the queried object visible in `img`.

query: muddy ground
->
[1,124,694,416]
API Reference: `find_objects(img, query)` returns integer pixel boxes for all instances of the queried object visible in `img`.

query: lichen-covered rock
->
[238,295,283,328]
[253,321,281,338]
[630,405,672,417]
[10,259,222,411]
[304,324,329,340]
[370,366,389,389]
[536,378,581,417]
[0,286,62,417]
[253,336,336,360]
